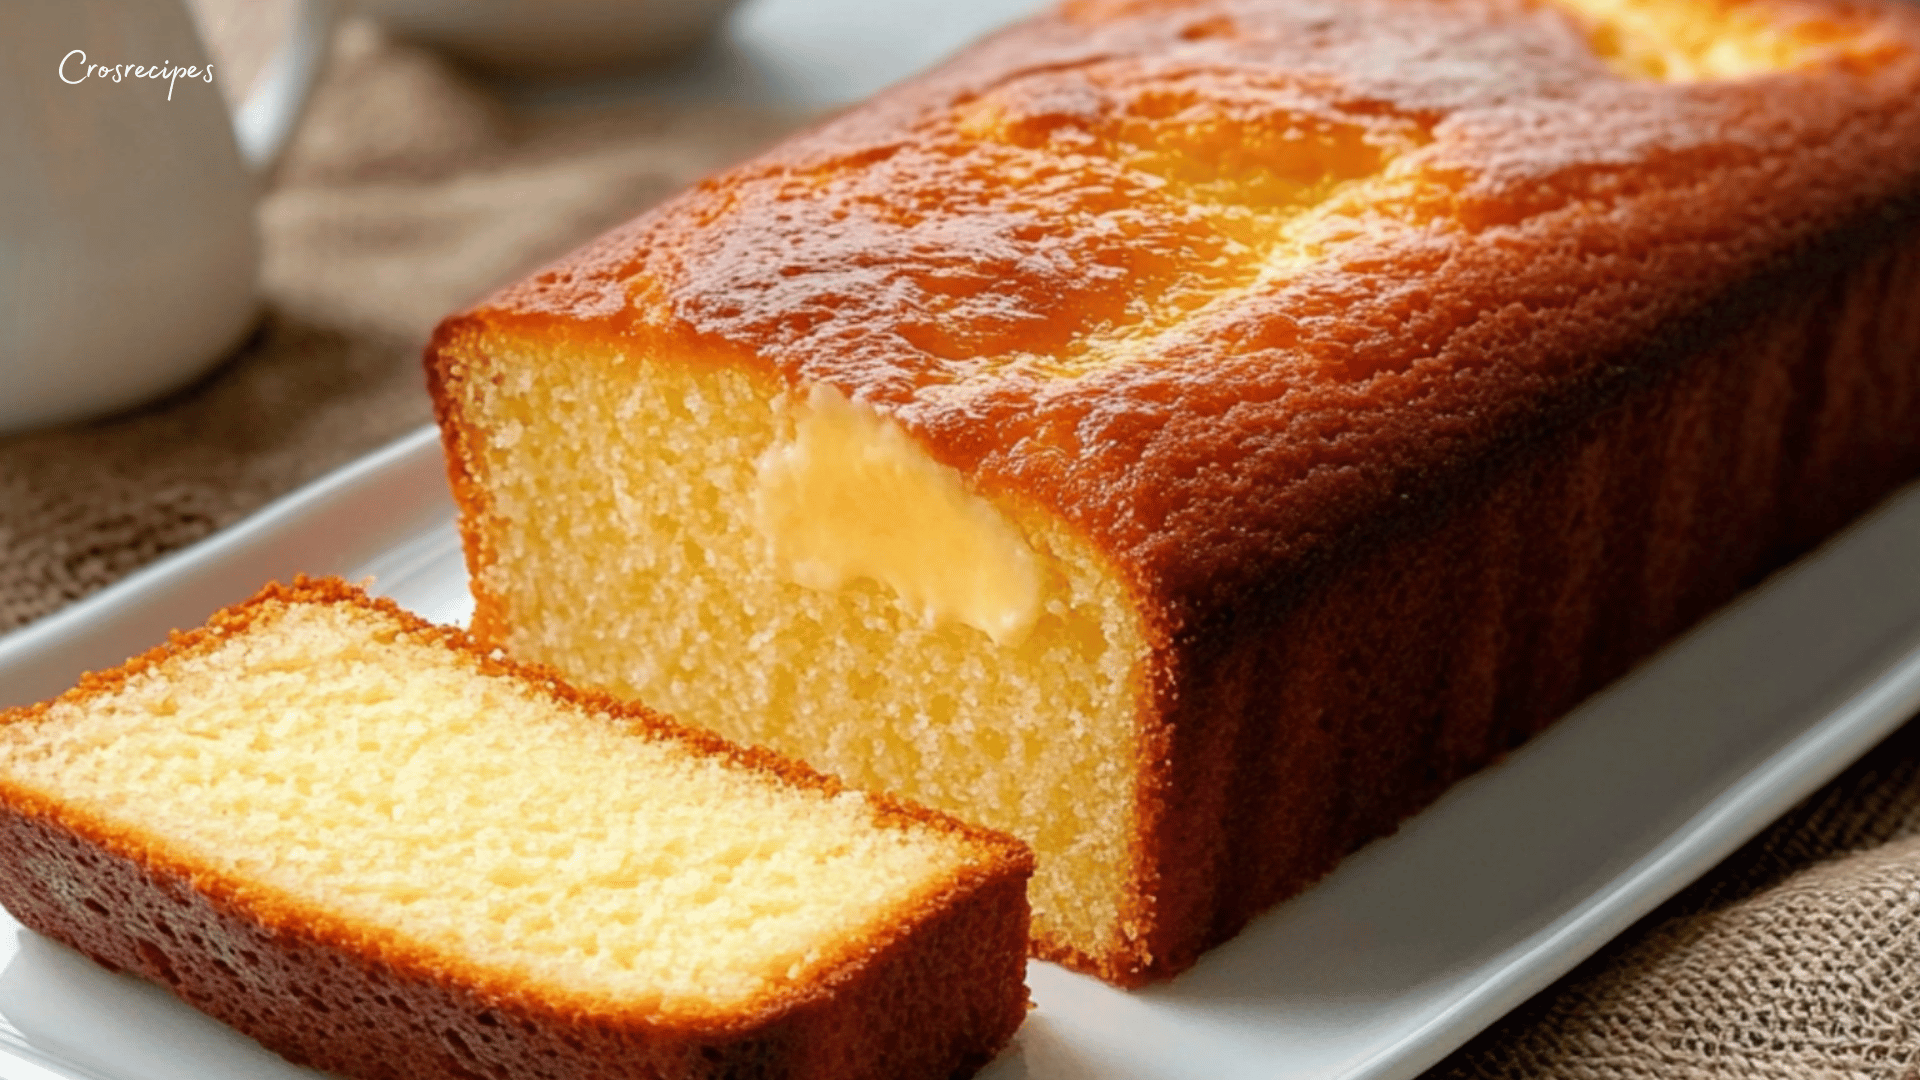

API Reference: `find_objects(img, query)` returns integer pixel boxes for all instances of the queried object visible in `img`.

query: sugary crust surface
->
[442,0,1920,625]
[425,0,1920,983]
[0,579,1034,1078]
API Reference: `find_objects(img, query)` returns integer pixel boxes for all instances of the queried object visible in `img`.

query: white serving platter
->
[2,424,1920,1080]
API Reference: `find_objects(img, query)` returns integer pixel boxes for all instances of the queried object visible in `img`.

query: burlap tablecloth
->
[3,15,1919,1080]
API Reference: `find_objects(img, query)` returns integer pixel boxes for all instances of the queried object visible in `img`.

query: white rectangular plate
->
[2,425,1919,1080]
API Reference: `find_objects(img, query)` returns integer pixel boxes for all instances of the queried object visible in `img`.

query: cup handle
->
[230,0,339,175]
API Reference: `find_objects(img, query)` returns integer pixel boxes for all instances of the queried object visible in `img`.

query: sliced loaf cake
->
[0,578,1033,1080]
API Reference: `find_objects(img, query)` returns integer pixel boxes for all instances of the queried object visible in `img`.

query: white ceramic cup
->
[0,0,336,435]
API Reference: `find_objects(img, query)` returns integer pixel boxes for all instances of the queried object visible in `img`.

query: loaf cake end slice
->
[0,578,1033,1080]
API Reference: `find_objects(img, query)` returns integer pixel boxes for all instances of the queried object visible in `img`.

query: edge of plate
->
[1369,631,1920,1079]
[0,426,448,708]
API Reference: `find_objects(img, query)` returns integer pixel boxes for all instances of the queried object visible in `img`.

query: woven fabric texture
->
[3,14,1919,1080]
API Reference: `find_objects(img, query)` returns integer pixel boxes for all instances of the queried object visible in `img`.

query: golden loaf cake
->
[0,579,1033,1080]
[426,0,1920,984]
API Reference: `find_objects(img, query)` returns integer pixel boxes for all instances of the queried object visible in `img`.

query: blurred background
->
[0,0,1042,631]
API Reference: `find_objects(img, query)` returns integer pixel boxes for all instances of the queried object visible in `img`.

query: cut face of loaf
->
[442,359,1147,979]
[427,0,1920,983]
[0,579,1033,1080]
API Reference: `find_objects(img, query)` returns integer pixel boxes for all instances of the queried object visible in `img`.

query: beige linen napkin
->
[3,14,1919,1080]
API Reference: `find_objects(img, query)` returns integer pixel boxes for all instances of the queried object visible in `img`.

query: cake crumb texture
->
[446,348,1144,973]
[0,579,1033,1080]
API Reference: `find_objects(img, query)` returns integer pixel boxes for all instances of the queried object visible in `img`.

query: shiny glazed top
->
[458,0,1920,635]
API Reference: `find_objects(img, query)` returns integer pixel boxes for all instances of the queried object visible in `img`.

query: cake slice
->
[426,0,1920,984]
[0,578,1032,1080]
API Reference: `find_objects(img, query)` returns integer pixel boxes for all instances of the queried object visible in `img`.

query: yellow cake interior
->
[459,341,1147,964]
[0,599,979,1018]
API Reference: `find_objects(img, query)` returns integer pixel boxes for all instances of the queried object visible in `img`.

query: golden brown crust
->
[0,808,1032,1080]
[437,0,1920,612]
[0,578,1034,1077]
[424,0,1920,984]
[1124,221,1920,981]
[424,327,514,650]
